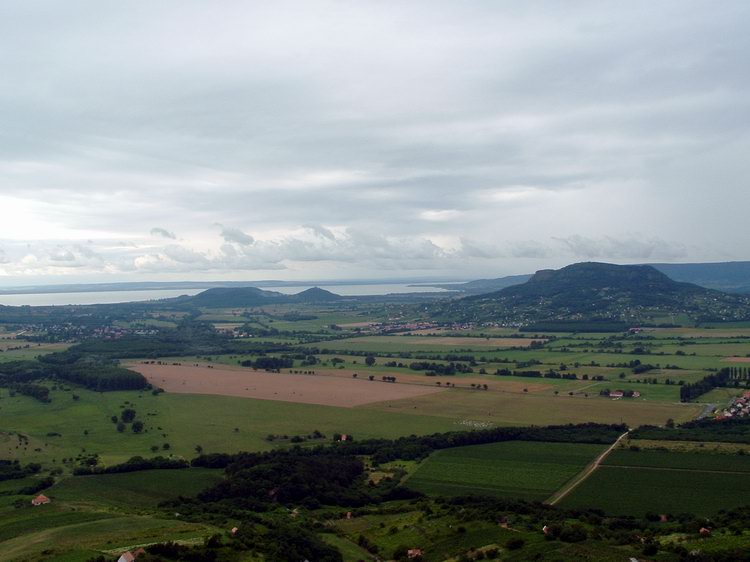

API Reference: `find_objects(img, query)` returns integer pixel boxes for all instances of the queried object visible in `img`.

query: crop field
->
[407,441,606,501]
[49,468,224,510]
[561,449,750,516]
[604,448,750,471]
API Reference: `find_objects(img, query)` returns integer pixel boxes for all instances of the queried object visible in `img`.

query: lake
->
[0,283,449,306]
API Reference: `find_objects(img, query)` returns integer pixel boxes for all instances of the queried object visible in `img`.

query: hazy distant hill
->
[289,287,342,302]
[431,262,750,325]
[186,287,286,307]
[414,274,532,295]
[650,261,750,293]
[418,261,750,296]
[182,286,343,307]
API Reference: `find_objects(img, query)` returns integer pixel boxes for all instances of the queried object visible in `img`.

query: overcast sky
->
[0,1,748,285]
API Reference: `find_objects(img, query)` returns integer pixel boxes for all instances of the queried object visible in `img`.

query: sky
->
[0,1,748,286]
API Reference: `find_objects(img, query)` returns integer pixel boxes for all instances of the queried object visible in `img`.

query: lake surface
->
[0,283,449,306]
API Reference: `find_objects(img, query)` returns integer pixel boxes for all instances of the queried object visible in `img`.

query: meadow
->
[406,441,606,501]
[0,386,459,467]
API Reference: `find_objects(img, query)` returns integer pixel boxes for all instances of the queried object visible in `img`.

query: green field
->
[50,468,223,510]
[363,389,700,427]
[561,449,750,516]
[0,386,459,466]
[604,448,750,471]
[407,441,606,501]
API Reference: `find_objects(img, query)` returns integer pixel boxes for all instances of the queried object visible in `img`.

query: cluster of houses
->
[17,323,158,342]
[608,390,641,399]
[717,391,750,419]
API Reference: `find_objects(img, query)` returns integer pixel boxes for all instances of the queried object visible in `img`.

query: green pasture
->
[0,386,458,467]
[0,342,69,363]
[363,388,700,427]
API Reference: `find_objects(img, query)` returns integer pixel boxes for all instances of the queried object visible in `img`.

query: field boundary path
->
[546,430,629,506]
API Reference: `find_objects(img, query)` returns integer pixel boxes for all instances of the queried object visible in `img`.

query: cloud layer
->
[0,1,748,283]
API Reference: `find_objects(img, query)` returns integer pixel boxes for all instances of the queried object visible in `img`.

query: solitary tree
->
[365,355,376,367]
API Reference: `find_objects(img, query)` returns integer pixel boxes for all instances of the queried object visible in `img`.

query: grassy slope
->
[0,469,223,562]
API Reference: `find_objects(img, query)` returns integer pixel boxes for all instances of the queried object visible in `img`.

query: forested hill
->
[430,262,750,325]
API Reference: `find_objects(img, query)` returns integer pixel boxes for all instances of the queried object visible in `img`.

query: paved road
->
[697,403,717,419]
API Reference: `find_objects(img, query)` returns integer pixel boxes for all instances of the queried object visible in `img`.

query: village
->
[717,391,750,419]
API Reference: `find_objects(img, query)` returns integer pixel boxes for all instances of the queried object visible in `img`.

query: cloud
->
[553,235,688,261]
[150,227,176,240]
[218,226,255,246]
[48,247,76,262]
[303,224,336,241]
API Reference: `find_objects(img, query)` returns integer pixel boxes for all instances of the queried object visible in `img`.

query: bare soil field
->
[724,357,750,363]
[132,363,446,408]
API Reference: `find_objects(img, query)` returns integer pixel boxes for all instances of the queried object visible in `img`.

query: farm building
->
[31,494,50,506]
[117,548,145,562]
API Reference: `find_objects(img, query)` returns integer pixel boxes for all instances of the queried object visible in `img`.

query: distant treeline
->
[0,356,147,393]
[408,361,473,376]
[520,320,630,333]
[9,382,51,403]
[73,455,189,476]
[494,369,585,380]
[72,319,293,359]
[240,357,294,370]
[193,423,626,470]
[678,367,748,402]
[632,417,750,444]
[0,460,41,482]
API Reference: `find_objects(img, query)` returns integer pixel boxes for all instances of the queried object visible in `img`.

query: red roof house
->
[31,494,50,506]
